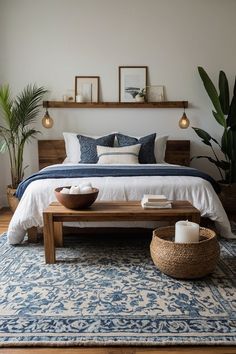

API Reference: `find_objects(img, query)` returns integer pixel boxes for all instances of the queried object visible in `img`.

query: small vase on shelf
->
[76,94,84,103]
[135,95,145,102]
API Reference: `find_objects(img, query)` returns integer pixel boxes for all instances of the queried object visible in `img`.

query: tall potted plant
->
[0,84,47,211]
[192,67,236,210]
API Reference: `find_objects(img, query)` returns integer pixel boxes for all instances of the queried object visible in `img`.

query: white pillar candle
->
[175,220,200,243]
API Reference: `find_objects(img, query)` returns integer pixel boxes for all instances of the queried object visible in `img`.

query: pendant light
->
[179,102,190,129]
[42,101,54,129]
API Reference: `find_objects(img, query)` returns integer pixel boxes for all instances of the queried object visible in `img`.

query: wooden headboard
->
[38,139,190,170]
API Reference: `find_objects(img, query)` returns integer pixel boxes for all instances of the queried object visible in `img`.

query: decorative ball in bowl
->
[55,186,99,210]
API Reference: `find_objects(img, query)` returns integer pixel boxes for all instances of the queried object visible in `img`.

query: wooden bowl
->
[55,187,99,210]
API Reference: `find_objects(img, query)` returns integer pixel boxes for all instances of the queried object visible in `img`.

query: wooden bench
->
[43,200,200,264]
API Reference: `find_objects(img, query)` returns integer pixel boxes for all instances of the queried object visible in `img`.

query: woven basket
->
[6,186,19,213]
[150,226,220,279]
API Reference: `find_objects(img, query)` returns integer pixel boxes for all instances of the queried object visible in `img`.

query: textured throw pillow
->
[116,133,156,164]
[77,134,115,163]
[97,144,141,164]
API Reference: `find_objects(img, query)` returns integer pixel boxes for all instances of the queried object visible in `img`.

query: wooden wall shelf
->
[43,101,188,109]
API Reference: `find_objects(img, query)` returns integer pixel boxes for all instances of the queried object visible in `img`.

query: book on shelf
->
[141,194,172,209]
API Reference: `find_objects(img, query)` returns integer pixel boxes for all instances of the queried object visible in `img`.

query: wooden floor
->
[0,208,235,354]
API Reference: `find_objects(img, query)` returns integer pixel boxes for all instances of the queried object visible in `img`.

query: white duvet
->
[7,164,236,244]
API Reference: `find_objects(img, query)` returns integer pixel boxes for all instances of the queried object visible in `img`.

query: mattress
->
[7,163,236,244]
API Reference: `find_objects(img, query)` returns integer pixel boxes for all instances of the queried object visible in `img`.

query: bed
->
[7,138,235,244]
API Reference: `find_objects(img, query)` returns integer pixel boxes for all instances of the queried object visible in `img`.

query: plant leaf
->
[212,110,226,128]
[192,155,230,170]
[198,67,226,123]
[192,127,212,146]
[227,76,236,128]
[221,129,228,155]
[219,70,229,115]
[227,129,234,161]
[0,140,7,153]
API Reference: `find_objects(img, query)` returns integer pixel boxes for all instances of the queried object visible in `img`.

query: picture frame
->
[75,76,100,102]
[119,66,147,102]
[146,85,165,102]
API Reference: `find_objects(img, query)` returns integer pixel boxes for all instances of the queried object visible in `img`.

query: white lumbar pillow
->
[97,144,141,164]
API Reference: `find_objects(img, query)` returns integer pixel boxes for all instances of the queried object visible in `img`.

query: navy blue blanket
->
[16,164,220,199]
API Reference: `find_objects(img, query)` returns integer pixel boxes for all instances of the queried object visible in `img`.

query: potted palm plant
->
[0,84,47,211]
[192,67,236,211]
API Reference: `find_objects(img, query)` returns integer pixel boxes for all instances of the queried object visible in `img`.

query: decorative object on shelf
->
[42,101,54,129]
[75,76,99,103]
[0,84,47,210]
[75,94,84,103]
[135,88,146,102]
[146,85,164,102]
[175,220,199,243]
[62,90,74,102]
[150,226,220,279]
[119,66,147,102]
[179,101,190,129]
[192,67,236,185]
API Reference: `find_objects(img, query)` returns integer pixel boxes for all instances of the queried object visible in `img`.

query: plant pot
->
[6,186,19,212]
[218,182,236,213]
[135,95,145,102]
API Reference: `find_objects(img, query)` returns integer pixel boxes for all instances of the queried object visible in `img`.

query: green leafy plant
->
[0,84,47,188]
[136,88,146,97]
[192,67,236,184]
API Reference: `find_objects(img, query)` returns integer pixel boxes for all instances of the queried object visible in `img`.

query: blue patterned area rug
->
[0,232,235,347]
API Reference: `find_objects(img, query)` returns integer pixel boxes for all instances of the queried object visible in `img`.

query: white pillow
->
[97,144,141,164]
[155,135,169,163]
[63,132,118,164]
[63,132,81,164]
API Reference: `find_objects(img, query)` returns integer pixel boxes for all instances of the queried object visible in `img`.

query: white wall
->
[0,0,236,206]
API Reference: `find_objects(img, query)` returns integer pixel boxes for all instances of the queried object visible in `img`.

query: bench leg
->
[54,222,63,247]
[43,212,55,264]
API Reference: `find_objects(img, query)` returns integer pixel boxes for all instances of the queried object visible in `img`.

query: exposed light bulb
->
[42,110,53,129]
[179,112,190,129]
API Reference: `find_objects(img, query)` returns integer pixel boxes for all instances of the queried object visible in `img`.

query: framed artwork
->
[119,66,147,102]
[146,85,165,102]
[75,76,100,102]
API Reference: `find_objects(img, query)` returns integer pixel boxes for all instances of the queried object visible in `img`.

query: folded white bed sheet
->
[7,164,236,244]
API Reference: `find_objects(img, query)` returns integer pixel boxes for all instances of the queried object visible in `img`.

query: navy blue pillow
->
[77,134,115,163]
[116,133,156,164]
